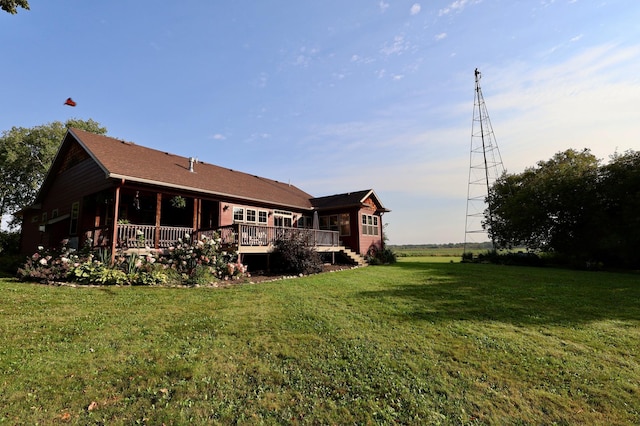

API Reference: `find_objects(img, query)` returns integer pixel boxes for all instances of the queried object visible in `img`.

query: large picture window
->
[361,214,379,236]
[319,214,350,236]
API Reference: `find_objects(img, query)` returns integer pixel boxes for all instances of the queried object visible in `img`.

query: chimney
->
[188,157,195,172]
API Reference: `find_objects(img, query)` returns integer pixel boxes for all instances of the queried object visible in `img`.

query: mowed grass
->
[1,259,639,425]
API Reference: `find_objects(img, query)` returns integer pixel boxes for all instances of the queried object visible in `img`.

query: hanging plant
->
[170,195,186,209]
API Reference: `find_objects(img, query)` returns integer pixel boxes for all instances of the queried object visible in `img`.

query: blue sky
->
[2,1,640,244]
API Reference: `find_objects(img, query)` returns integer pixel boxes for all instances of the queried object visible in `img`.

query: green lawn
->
[1,258,639,424]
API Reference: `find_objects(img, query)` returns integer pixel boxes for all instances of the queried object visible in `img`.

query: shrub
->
[365,245,397,265]
[17,233,245,286]
[70,262,129,285]
[0,231,22,276]
[0,230,20,255]
[160,233,247,284]
[17,241,80,284]
[472,250,544,267]
[271,232,323,275]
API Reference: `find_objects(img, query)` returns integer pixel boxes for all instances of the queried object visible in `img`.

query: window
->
[329,215,339,232]
[246,209,257,223]
[258,211,268,224]
[361,214,379,236]
[41,212,47,224]
[319,216,330,230]
[319,214,350,235]
[297,216,312,229]
[274,210,293,227]
[339,213,350,236]
[69,202,80,235]
[233,207,244,222]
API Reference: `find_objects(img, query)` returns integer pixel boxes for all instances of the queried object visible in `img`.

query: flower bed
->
[17,233,248,286]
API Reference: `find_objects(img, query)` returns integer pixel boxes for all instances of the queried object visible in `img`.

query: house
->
[19,128,389,266]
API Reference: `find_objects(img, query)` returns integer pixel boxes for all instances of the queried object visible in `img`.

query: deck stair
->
[339,247,367,266]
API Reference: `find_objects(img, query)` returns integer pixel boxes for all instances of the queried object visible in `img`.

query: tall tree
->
[597,150,640,267]
[488,149,600,256]
[0,119,107,229]
[0,0,29,14]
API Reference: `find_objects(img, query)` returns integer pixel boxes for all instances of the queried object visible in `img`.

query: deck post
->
[110,182,123,264]
[192,198,200,235]
[155,193,162,250]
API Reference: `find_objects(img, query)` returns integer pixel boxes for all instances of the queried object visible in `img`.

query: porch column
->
[110,182,123,264]
[379,212,385,250]
[193,198,200,234]
[155,193,162,250]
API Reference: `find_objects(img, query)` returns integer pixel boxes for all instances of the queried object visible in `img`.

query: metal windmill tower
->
[464,68,506,251]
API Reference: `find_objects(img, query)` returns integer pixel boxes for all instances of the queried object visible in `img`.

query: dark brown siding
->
[20,158,113,254]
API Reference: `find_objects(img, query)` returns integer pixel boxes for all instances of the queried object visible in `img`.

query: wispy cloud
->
[439,0,475,16]
[410,3,421,15]
[351,54,374,64]
[379,1,389,12]
[380,35,411,56]
[435,32,447,41]
[295,43,640,243]
[209,133,226,141]
[293,46,319,68]
[253,72,268,88]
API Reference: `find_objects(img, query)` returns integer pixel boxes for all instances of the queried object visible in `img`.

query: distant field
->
[1,259,638,424]
[389,244,491,258]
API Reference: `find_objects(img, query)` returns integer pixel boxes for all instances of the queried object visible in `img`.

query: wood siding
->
[20,158,113,253]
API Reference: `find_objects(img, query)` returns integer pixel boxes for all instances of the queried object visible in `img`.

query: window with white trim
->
[273,210,293,227]
[246,209,257,223]
[361,214,379,236]
[233,207,244,222]
[258,211,268,224]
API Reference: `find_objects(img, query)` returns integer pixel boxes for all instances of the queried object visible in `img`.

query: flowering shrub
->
[161,233,247,284]
[17,241,80,284]
[18,233,245,286]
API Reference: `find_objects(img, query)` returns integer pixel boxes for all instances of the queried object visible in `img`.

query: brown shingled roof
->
[311,189,389,212]
[69,128,314,210]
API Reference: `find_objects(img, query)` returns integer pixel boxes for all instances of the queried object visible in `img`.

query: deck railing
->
[217,224,339,249]
[88,223,338,251]
[117,224,193,249]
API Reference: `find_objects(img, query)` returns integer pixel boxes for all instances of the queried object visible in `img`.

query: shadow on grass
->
[359,261,640,326]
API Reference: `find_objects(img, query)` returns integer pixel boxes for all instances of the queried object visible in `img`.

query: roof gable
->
[311,189,389,212]
[67,128,314,209]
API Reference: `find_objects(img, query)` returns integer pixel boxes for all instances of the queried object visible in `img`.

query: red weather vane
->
[64,97,77,107]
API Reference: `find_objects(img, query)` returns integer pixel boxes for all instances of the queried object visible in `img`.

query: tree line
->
[487,148,640,269]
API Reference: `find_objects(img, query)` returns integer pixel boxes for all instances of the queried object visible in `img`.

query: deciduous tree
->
[0,0,29,14]
[487,149,600,258]
[0,119,107,229]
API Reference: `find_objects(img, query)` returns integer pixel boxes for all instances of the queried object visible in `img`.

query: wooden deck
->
[202,224,340,254]
[88,223,341,254]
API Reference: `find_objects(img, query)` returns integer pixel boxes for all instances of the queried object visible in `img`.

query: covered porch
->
[87,222,340,254]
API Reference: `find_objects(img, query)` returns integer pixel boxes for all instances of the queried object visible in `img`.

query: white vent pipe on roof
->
[188,157,196,172]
